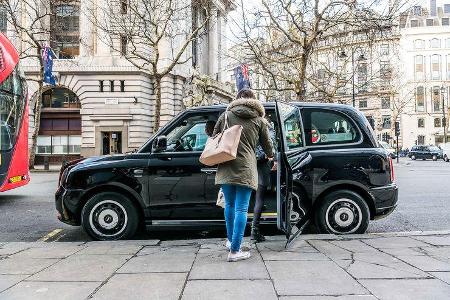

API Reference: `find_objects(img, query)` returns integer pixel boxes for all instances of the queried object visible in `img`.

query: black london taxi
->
[55,102,398,242]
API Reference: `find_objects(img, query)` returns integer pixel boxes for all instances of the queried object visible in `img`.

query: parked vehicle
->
[440,143,450,162]
[379,141,397,159]
[56,102,398,242]
[0,33,30,192]
[408,145,442,161]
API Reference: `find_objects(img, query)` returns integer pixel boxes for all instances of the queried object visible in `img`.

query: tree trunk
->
[153,77,162,133]
[28,80,43,169]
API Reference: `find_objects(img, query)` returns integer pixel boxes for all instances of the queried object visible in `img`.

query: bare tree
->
[87,0,214,131]
[1,0,53,168]
[231,0,408,101]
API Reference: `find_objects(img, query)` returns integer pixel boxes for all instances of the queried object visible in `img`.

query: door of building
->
[102,132,122,155]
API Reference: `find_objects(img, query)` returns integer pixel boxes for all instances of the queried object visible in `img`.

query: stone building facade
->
[5,0,234,164]
[398,0,450,148]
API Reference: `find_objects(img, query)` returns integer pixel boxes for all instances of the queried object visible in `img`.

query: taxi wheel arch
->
[81,191,139,240]
[314,189,370,235]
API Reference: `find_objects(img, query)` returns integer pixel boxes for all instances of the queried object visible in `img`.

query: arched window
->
[50,1,80,59]
[414,39,425,49]
[430,38,441,48]
[42,87,80,108]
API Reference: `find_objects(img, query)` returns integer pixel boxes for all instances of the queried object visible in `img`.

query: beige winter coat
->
[213,98,274,190]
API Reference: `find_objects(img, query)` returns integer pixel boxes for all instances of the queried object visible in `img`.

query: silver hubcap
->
[89,200,128,237]
[325,198,362,234]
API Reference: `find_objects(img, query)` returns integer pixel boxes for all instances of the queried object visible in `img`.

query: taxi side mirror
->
[153,136,167,152]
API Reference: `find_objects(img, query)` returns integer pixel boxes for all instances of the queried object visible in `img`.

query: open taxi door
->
[275,101,312,247]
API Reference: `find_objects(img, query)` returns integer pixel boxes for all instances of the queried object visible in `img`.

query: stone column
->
[79,0,93,56]
[208,7,219,78]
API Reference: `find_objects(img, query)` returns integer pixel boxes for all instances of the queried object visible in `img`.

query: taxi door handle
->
[201,168,217,175]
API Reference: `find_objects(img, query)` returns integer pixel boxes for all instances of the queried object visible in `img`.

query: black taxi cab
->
[55,102,398,242]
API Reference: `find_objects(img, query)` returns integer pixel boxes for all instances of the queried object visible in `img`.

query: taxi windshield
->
[0,67,27,151]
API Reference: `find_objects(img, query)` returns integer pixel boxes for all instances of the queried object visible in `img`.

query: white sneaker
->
[225,240,231,250]
[227,251,251,262]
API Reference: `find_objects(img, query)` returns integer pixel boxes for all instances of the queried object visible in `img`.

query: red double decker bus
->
[0,33,29,191]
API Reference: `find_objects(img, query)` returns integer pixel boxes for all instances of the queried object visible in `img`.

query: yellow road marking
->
[38,229,63,242]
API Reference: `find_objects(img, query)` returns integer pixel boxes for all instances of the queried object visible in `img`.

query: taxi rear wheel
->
[81,192,139,241]
[315,190,369,235]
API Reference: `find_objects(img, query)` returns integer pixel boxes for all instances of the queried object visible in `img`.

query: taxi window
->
[302,109,361,146]
[165,115,215,152]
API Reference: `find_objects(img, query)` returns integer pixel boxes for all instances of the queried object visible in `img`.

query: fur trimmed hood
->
[227,98,265,119]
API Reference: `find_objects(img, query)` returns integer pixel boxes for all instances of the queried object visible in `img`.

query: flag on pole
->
[234,64,251,92]
[42,46,56,85]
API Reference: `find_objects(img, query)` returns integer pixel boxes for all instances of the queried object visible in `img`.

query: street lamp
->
[339,49,366,107]
[440,86,448,144]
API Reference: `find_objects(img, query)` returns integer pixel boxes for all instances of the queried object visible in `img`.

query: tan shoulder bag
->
[199,111,242,166]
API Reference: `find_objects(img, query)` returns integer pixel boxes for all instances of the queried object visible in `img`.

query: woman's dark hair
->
[236,89,256,99]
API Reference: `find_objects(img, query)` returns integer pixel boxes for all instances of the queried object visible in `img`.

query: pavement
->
[0,231,449,300]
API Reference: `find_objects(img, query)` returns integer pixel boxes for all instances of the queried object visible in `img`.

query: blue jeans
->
[221,184,252,252]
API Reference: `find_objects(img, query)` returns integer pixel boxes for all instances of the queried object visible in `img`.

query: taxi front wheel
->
[315,190,369,235]
[81,192,139,240]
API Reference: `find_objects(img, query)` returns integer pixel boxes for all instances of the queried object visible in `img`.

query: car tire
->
[445,155,449,162]
[81,192,139,241]
[411,155,416,160]
[432,155,437,161]
[315,190,369,235]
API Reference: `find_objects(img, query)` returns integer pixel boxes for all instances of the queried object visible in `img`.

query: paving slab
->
[363,237,429,249]
[86,240,160,246]
[412,235,450,246]
[117,247,197,273]
[330,240,380,253]
[28,254,130,281]
[0,258,57,275]
[307,240,352,260]
[397,255,450,272]
[279,296,377,300]
[77,243,143,255]
[360,278,450,300]
[189,250,269,280]
[10,244,85,259]
[335,252,429,279]
[0,275,27,292]
[0,281,100,300]
[0,243,31,256]
[421,246,450,260]
[266,260,368,296]
[378,247,427,256]
[430,271,450,284]
[257,241,328,261]
[182,279,278,300]
[91,273,186,300]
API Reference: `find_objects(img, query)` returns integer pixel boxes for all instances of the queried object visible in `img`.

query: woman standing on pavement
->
[213,89,273,262]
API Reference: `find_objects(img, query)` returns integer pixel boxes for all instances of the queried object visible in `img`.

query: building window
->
[445,4,450,13]
[42,87,80,108]
[120,0,128,14]
[418,118,425,128]
[0,6,7,33]
[50,1,80,59]
[120,35,128,55]
[36,135,81,154]
[110,80,115,92]
[416,86,425,112]
[359,100,367,108]
[380,61,391,79]
[434,118,442,127]
[426,19,434,26]
[447,55,450,79]
[443,18,450,26]
[411,19,419,27]
[413,6,422,16]
[414,39,425,49]
[431,54,441,80]
[432,86,441,112]
[381,132,391,143]
[415,55,424,80]
[381,96,390,109]
[357,62,367,91]
[417,135,425,145]
[120,80,125,92]
[99,80,104,92]
[430,38,441,48]
[380,44,389,56]
[382,115,391,129]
